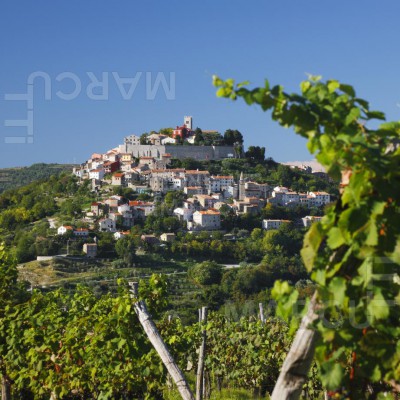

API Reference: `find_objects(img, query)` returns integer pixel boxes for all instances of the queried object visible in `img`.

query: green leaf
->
[312,269,326,286]
[367,288,389,321]
[329,277,347,305]
[301,222,324,271]
[338,207,368,234]
[216,87,230,98]
[327,227,346,249]
[366,110,386,120]
[212,75,223,87]
[365,219,379,246]
[300,81,311,93]
[345,107,361,125]
[355,97,369,110]
[327,80,340,93]
[117,338,126,350]
[320,361,344,390]
[370,364,382,381]
[271,280,292,297]
[237,80,250,88]
[355,257,373,288]
[340,83,356,97]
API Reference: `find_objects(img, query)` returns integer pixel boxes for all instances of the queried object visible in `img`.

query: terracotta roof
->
[129,201,154,206]
[185,170,210,174]
[198,210,220,215]
[213,175,234,179]
[60,225,73,230]
[151,168,185,173]
[113,173,124,177]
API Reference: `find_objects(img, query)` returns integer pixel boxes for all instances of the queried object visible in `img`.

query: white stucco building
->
[262,219,291,230]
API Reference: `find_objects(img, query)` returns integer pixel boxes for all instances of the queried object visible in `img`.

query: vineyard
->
[1,75,399,399]
[0,273,323,399]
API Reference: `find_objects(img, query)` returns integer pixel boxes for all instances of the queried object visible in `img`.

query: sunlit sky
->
[1,1,400,167]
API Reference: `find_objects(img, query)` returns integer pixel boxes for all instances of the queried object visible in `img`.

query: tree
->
[140,133,149,144]
[97,232,116,258]
[159,127,173,136]
[181,158,202,170]
[115,236,136,267]
[214,75,400,398]
[188,261,223,287]
[15,233,35,262]
[224,129,243,145]
[245,146,265,162]
[164,191,184,209]
[194,128,204,145]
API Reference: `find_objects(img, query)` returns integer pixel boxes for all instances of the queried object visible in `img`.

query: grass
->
[17,254,195,291]
[17,260,59,287]
[163,387,266,400]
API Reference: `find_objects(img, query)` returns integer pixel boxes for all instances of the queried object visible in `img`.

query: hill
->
[0,163,77,193]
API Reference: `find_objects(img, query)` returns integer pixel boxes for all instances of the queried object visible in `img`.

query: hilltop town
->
[60,116,333,257]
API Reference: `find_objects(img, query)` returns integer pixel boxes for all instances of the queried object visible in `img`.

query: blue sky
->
[1,1,400,167]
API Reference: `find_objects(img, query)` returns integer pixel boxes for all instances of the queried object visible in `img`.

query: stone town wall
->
[118,144,236,160]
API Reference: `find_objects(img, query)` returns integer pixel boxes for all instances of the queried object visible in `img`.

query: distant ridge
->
[0,163,77,193]
[281,160,325,173]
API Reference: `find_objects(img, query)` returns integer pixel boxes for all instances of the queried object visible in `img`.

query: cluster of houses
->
[55,182,329,257]
[56,180,330,239]
[63,117,333,258]
[73,116,237,187]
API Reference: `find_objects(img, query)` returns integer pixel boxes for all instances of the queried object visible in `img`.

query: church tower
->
[184,116,192,130]
[239,171,245,200]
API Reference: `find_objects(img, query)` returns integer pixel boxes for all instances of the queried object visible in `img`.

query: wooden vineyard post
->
[259,302,265,324]
[1,375,11,400]
[271,293,319,400]
[129,282,195,400]
[196,307,208,400]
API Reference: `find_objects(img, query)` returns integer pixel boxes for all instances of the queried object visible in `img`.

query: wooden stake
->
[1,375,11,400]
[196,307,208,400]
[129,282,194,400]
[259,302,265,324]
[271,293,319,400]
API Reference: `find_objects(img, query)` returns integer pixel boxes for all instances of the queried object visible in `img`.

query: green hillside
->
[0,163,77,193]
